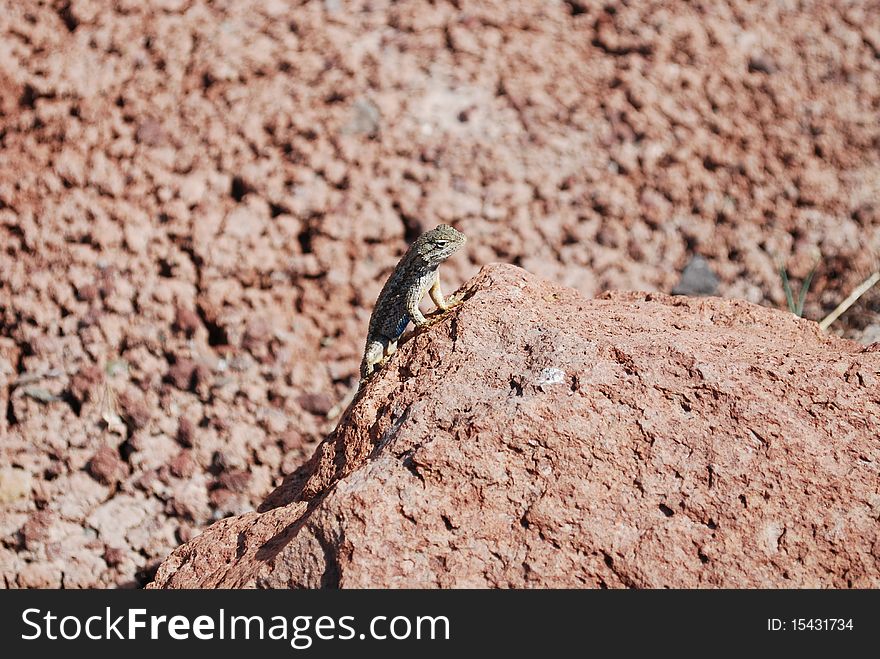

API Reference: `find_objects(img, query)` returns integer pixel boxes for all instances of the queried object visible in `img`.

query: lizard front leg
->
[406,287,429,327]
[429,273,462,312]
[428,275,449,311]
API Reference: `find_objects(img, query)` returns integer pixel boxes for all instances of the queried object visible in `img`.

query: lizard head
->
[416,224,467,266]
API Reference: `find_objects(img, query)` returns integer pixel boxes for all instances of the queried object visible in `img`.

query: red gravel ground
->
[1,0,879,587]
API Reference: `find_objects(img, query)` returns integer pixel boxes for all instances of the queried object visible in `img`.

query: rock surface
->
[151,264,880,588]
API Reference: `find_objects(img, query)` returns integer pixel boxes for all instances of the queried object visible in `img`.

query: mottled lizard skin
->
[360,224,466,381]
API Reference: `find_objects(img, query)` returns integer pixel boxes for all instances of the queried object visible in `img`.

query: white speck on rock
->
[536,367,566,386]
[760,522,785,554]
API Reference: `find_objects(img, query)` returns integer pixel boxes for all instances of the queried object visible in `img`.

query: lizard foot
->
[420,304,461,328]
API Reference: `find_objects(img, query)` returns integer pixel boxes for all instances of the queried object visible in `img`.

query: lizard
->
[359,224,467,382]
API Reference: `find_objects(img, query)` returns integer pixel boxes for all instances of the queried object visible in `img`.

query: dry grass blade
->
[99,379,123,430]
[818,271,880,332]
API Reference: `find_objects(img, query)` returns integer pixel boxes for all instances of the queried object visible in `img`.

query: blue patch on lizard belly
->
[392,314,410,338]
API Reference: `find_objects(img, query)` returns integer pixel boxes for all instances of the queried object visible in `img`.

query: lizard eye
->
[434,240,448,246]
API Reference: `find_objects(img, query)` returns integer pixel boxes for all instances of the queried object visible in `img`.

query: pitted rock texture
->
[3,0,880,588]
[150,265,880,588]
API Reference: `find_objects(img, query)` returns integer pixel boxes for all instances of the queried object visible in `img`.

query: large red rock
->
[150,264,880,588]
